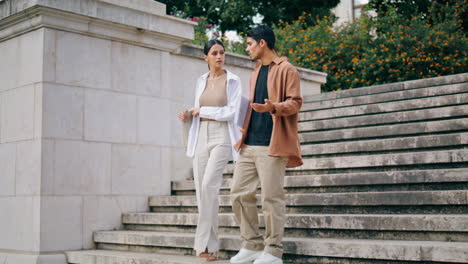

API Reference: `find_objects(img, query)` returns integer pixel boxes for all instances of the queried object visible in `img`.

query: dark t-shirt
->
[245,65,273,146]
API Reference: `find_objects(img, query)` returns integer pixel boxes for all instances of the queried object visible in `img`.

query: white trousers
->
[193,121,231,254]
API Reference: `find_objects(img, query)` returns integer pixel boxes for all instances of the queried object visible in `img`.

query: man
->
[230,25,303,264]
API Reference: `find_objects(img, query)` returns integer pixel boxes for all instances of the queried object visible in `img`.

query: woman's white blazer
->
[186,70,245,161]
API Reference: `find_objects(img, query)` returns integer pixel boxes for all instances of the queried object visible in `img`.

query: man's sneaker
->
[253,252,283,264]
[230,248,262,263]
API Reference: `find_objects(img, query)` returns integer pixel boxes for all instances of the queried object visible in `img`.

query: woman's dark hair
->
[246,25,275,50]
[203,39,225,55]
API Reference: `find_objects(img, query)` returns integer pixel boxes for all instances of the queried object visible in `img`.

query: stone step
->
[300,92,468,121]
[302,82,468,111]
[222,149,468,174]
[173,169,468,194]
[93,231,468,263]
[148,190,468,208]
[299,118,468,143]
[303,73,468,103]
[122,212,468,233]
[299,105,468,132]
[302,132,468,156]
[66,250,230,264]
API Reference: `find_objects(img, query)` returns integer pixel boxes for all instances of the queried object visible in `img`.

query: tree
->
[157,0,339,34]
[367,0,467,33]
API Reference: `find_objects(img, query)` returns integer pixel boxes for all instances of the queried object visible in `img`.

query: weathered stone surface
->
[0,143,16,195]
[0,252,66,264]
[53,140,111,195]
[55,31,112,89]
[300,92,468,121]
[0,85,35,142]
[293,149,468,171]
[40,196,82,251]
[42,83,84,139]
[111,144,166,195]
[0,28,44,91]
[82,196,136,249]
[302,82,468,111]
[223,149,468,173]
[173,169,468,191]
[111,42,161,96]
[66,250,230,264]
[0,0,194,41]
[0,197,39,251]
[300,118,468,142]
[301,132,468,156]
[148,190,468,207]
[93,231,468,263]
[15,140,41,195]
[137,97,171,146]
[304,72,468,102]
[123,212,468,232]
[84,89,137,143]
[299,105,468,131]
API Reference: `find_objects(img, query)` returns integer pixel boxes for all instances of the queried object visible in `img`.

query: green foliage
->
[175,15,247,56]
[368,0,468,33]
[274,1,468,92]
[157,0,339,34]
[189,16,209,46]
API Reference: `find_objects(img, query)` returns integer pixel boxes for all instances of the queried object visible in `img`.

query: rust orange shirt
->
[235,56,303,168]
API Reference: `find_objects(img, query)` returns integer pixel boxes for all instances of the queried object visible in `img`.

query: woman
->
[178,39,243,261]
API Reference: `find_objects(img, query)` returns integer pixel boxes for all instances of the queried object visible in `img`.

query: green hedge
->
[274,1,468,92]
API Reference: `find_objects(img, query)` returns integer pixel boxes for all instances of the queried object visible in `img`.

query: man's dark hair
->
[246,25,276,50]
[203,39,225,55]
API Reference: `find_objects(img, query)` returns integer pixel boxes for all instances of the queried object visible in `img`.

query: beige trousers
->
[193,121,231,255]
[230,145,288,259]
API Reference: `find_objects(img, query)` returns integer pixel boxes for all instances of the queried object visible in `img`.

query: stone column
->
[0,1,195,263]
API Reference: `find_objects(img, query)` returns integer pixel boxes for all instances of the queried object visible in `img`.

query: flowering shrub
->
[274,1,468,92]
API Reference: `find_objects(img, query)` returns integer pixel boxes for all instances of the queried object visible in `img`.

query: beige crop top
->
[199,72,227,107]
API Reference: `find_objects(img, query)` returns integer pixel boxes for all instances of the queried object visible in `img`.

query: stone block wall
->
[0,1,326,263]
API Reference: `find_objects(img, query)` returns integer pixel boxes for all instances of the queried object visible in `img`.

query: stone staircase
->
[66,73,468,264]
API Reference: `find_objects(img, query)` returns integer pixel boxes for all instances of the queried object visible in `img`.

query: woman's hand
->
[192,108,200,117]
[178,110,192,122]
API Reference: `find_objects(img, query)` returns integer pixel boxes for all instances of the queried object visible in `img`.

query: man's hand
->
[251,99,274,113]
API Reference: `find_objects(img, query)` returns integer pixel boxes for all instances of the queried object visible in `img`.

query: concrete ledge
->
[122,212,468,232]
[302,82,468,111]
[304,73,468,102]
[300,118,468,142]
[293,149,468,171]
[300,93,468,121]
[97,0,166,16]
[299,105,468,131]
[148,190,468,207]
[301,133,468,156]
[0,1,194,52]
[173,169,468,191]
[66,250,228,264]
[93,231,468,263]
[0,0,195,37]
[0,252,66,264]
[222,149,468,172]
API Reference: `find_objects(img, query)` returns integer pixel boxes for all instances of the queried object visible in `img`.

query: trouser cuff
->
[242,242,264,251]
[265,246,283,259]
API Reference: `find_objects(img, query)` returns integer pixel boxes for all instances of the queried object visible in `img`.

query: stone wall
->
[0,1,326,263]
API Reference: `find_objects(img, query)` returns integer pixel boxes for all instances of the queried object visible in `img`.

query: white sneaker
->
[253,252,283,264]
[230,248,262,263]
